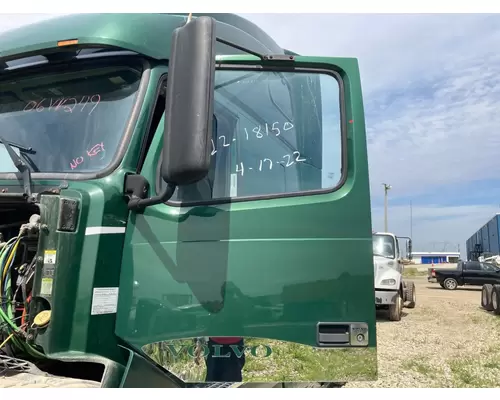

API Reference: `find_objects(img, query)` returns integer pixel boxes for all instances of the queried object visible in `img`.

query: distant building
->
[466,214,500,261]
[411,252,460,264]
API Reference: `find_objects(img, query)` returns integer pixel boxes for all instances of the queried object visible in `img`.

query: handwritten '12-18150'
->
[211,121,294,156]
[23,95,101,115]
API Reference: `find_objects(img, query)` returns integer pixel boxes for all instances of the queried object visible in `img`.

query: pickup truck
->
[428,260,500,290]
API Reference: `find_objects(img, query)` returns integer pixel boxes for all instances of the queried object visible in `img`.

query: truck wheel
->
[492,285,500,315]
[388,291,403,321]
[443,278,458,290]
[405,281,416,309]
[481,284,494,311]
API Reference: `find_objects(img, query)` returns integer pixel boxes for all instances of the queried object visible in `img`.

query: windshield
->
[0,61,142,174]
[373,234,396,259]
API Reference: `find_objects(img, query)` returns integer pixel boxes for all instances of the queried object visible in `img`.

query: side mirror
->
[127,16,216,210]
[162,16,216,186]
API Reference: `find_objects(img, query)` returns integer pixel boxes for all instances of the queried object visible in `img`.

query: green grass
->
[144,339,377,383]
[398,334,500,388]
[468,315,484,324]
[401,356,435,378]
[450,342,500,387]
[402,267,427,277]
[243,339,376,383]
[448,355,500,388]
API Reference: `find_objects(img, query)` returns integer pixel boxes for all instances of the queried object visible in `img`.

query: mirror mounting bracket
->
[215,37,296,63]
[262,54,296,62]
[128,183,176,210]
[126,173,177,210]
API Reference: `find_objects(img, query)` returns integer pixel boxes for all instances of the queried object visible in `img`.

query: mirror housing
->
[407,239,413,261]
[127,16,216,211]
[162,16,216,186]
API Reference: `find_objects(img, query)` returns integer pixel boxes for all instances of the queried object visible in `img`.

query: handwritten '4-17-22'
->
[23,95,101,115]
[235,151,306,177]
[211,121,294,156]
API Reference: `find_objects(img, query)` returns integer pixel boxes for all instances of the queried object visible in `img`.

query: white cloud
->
[240,14,497,94]
[366,50,500,197]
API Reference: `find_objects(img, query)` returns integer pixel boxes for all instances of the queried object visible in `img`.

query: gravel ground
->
[0,372,99,388]
[346,277,500,388]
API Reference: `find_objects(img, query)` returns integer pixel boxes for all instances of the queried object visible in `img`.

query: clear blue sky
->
[2,13,499,257]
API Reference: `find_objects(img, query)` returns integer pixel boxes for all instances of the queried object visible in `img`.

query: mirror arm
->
[215,37,295,62]
[128,183,177,210]
[215,37,265,60]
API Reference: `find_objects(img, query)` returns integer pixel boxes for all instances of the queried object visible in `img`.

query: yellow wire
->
[0,239,21,353]
[2,238,20,282]
[0,333,13,350]
[0,238,20,300]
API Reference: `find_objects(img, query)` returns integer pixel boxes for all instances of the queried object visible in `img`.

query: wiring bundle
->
[0,221,45,360]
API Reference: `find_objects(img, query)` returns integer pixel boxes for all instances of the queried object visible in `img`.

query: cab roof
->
[0,13,286,64]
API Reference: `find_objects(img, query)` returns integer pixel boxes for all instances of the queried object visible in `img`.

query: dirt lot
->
[346,276,500,388]
[0,373,99,388]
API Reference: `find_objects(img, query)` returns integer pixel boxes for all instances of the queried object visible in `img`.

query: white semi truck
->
[373,232,416,321]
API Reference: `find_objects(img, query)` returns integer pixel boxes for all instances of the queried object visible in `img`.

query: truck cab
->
[373,232,415,321]
[0,13,377,387]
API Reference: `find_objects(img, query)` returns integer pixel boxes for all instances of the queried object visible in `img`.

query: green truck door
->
[116,57,377,384]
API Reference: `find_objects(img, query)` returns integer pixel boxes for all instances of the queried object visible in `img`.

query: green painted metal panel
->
[0,13,284,63]
[115,55,377,384]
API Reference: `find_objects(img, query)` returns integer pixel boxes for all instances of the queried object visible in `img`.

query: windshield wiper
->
[0,136,33,199]
[0,139,34,154]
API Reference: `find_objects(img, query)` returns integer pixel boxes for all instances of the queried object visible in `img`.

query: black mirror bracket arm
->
[125,173,177,210]
[128,183,176,210]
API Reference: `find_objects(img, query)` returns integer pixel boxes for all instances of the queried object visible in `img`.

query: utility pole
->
[410,200,413,239]
[382,183,391,232]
